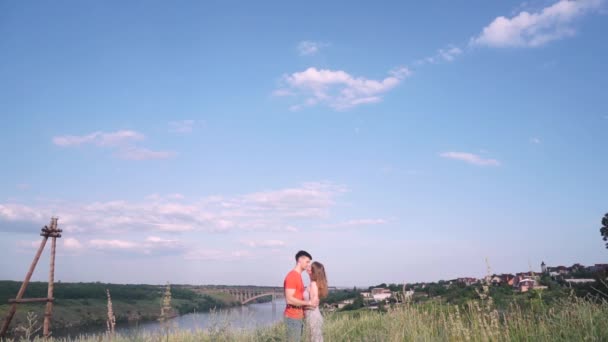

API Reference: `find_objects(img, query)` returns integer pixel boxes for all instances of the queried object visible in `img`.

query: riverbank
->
[0,281,233,332]
[3,295,607,341]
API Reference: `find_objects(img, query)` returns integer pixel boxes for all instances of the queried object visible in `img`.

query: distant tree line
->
[0,281,226,313]
[321,289,359,305]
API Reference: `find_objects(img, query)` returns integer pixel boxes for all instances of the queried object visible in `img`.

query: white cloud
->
[240,182,344,218]
[242,239,286,248]
[89,239,139,250]
[438,46,463,61]
[297,41,329,56]
[146,236,180,244]
[416,45,463,65]
[183,250,223,260]
[285,225,299,232]
[471,0,603,48]
[321,218,387,229]
[169,120,196,134]
[0,204,46,222]
[37,235,234,259]
[275,2,603,113]
[52,130,144,147]
[53,130,173,160]
[16,240,40,249]
[115,147,175,160]
[15,233,255,260]
[184,249,252,261]
[88,236,185,255]
[289,104,303,112]
[16,237,84,252]
[530,137,542,144]
[277,67,411,110]
[0,182,345,235]
[167,194,185,200]
[439,152,501,166]
[63,237,84,250]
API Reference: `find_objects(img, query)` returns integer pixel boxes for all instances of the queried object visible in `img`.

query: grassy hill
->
[3,295,608,341]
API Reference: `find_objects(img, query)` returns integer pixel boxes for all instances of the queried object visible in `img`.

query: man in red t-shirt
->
[284,250,318,341]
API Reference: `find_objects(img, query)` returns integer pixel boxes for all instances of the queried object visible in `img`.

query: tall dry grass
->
[3,294,607,342]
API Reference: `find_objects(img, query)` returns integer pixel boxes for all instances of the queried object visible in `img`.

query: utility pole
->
[0,218,62,339]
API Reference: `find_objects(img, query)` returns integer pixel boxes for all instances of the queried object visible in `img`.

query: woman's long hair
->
[311,261,328,299]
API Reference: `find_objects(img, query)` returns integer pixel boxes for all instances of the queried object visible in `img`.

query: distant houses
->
[437,262,604,294]
[456,277,478,286]
[326,261,607,312]
[543,262,608,277]
[513,275,545,292]
[370,287,392,301]
[494,262,606,293]
[336,299,354,309]
[483,262,607,293]
[490,274,515,286]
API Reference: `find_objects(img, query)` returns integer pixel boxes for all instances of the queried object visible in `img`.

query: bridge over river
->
[185,286,285,306]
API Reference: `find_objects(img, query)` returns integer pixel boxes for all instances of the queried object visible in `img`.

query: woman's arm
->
[309,281,319,307]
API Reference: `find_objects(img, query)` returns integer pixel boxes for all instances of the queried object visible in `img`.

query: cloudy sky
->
[1,0,607,287]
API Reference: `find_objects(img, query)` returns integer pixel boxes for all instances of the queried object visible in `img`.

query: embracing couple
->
[283,250,328,342]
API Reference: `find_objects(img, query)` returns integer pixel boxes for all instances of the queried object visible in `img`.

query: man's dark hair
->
[295,250,312,261]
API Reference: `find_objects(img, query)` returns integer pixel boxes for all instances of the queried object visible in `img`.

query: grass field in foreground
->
[3,295,607,341]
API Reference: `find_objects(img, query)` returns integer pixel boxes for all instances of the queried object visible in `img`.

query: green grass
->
[3,295,607,341]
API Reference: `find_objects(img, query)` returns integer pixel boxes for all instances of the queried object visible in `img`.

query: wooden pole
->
[43,220,58,338]
[0,217,61,338]
[0,234,49,337]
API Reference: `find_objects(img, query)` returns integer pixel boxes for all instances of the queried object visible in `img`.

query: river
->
[54,300,286,338]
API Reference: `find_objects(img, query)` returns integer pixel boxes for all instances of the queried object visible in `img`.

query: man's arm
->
[285,288,311,306]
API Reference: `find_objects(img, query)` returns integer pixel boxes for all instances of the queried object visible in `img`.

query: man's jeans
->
[284,316,303,342]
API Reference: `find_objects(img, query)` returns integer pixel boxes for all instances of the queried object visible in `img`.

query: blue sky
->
[1,0,607,287]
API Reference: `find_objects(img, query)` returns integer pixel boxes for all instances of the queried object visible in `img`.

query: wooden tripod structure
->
[0,217,62,338]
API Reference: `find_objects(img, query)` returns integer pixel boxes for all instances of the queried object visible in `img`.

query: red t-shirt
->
[283,270,304,319]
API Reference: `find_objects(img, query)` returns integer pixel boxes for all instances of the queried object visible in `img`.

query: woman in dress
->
[305,261,328,342]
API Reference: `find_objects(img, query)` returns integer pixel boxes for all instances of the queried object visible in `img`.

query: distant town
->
[322,262,608,312]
